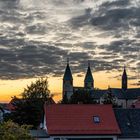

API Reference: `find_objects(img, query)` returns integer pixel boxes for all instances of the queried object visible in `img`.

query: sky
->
[0,0,140,102]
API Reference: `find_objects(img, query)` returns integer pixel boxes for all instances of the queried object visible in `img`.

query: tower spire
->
[63,59,73,100]
[122,66,127,91]
[84,61,94,89]
[63,59,73,81]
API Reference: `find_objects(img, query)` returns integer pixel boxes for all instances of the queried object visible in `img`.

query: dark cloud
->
[91,8,135,30]
[131,81,140,86]
[69,0,132,30]
[100,40,139,55]
[77,59,122,73]
[26,23,47,34]
[109,74,121,80]
[0,40,69,79]
[0,0,139,84]
[76,74,83,77]
[101,0,130,8]
[70,8,92,28]
[69,0,140,40]
[80,42,96,50]
[89,0,140,33]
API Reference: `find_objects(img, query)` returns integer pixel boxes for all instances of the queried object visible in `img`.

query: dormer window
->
[93,116,100,123]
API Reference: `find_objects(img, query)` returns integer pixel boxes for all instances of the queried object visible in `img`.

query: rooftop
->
[45,104,120,135]
[114,108,140,138]
[63,63,73,81]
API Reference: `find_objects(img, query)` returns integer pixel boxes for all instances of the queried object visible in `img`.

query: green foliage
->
[22,77,50,100]
[69,90,94,104]
[9,98,42,128]
[101,88,118,107]
[9,78,51,128]
[0,121,33,140]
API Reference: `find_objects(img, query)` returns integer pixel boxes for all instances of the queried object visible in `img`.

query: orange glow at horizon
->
[0,70,139,103]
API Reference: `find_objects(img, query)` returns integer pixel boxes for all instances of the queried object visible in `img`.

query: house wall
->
[118,138,140,140]
[36,138,48,140]
[33,136,140,140]
[44,135,118,140]
[127,100,136,108]
[117,99,126,108]
[115,99,136,108]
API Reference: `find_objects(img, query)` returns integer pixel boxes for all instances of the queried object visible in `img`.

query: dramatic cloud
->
[0,0,139,85]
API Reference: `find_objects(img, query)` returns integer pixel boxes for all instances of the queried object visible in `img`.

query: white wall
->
[113,99,137,108]
[44,135,118,140]
[117,99,126,108]
[35,136,140,140]
[119,138,140,140]
[127,100,136,108]
[37,138,49,140]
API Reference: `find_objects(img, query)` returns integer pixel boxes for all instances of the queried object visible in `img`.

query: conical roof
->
[63,62,73,81]
[84,63,93,82]
[122,66,127,78]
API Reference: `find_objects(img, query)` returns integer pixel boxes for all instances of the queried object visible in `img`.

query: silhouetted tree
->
[69,90,94,104]
[9,78,52,128]
[101,88,118,107]
[22,77,50,99]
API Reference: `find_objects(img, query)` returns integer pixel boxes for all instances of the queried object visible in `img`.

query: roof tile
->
[45,104,120,135]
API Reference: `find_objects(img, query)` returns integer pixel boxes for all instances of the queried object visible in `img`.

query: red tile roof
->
[45,104,121,135]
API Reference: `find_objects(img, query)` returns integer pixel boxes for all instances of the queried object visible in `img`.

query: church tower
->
[84,61,94,89]
[63,59,73,100]
[122,66,127,91]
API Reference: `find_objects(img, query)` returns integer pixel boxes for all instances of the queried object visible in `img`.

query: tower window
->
[93,116,100,123]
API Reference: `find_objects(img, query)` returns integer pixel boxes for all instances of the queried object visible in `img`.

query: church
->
[62,60,140,108]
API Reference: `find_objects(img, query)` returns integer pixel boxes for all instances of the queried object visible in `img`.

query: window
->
[93,116,100,123]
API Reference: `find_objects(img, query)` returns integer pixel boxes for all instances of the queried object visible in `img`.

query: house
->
[92,88,140,108]
[131,97,140,108]
[114,108,140,140]
[43,104,121,140]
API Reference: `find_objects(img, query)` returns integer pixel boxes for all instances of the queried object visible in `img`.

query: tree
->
[22,77,50,99]
[101,88,118,107]
[10,78,52,128]
[0,121,33,140]
[69,89,94,104]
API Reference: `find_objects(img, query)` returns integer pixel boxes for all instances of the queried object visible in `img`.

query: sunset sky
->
[0,0,140,103]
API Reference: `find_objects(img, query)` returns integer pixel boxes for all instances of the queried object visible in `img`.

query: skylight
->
[93,116,100,123]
